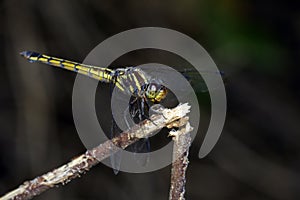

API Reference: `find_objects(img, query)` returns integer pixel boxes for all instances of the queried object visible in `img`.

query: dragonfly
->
[20,51,170,173]
[20,51,224,174]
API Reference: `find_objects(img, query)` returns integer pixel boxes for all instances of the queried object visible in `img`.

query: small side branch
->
[1,103,191,200]
[169,122,193,200]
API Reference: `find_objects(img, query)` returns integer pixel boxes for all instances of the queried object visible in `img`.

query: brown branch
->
[1,103,191,200]
[169,122,193,200]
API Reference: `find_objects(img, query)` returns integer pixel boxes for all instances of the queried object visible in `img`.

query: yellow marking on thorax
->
[132,73,141,90]
[138,71,147,83]
[129,85,134,93]
[116,83,125,92]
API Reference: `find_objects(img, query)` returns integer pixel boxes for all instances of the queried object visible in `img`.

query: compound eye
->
[149,84,158,92]
[146,83,159,99]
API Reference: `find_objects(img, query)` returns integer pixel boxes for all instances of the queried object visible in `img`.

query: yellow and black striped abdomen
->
[20,51,115,85]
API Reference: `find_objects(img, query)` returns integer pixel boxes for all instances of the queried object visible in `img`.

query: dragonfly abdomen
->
[20,51,114,84]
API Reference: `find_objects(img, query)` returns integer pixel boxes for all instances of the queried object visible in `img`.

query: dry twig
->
[169,121,193,200]
[1,103,191,200]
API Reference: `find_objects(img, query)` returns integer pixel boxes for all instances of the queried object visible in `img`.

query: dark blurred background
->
[1,0,300,199]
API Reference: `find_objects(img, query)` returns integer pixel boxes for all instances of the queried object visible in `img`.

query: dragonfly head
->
[145,80,168,103]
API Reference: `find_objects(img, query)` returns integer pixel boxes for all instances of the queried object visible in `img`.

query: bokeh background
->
[1,0,300,199]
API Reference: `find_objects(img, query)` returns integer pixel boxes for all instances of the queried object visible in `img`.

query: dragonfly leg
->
[150,104,167,119]
[140,98,160,126]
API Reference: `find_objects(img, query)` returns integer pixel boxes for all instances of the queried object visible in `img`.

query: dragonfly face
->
[145,80,168,103]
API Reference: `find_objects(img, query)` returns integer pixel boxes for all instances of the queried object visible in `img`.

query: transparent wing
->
[138,65,225,94]
[110,75,123,175]
[176,68,225,93]
[110,119,122,174]
[131,138,150,166]
[110,80,152,174]
[127,96,151,167]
